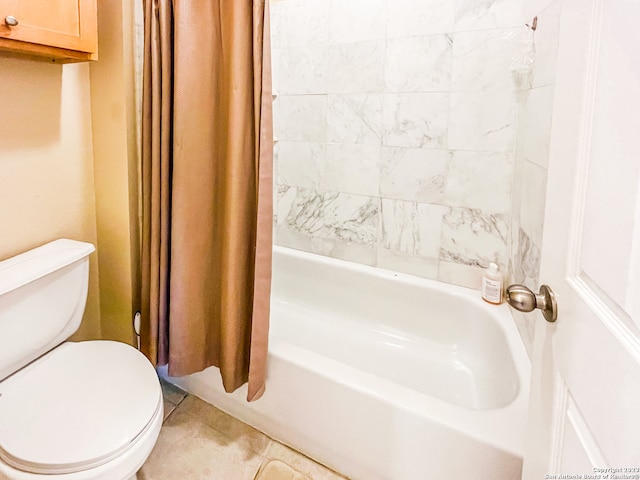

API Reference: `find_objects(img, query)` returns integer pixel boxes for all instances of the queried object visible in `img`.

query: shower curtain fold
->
[140,0,273,402]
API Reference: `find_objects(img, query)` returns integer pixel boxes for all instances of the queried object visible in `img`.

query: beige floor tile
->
[176,395,271,455]
[264,442,348,480]
[139,407,263,480]
[160,378,187,406]
[162,399,176,421]
[254,459,310,480]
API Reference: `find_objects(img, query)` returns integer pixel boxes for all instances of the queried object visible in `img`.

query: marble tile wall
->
[271,0,535,289]
[509,0,562,356]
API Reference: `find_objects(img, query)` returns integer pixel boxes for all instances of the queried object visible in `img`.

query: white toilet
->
[0,239,163,480]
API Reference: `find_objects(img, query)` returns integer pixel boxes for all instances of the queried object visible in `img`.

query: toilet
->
[0,239,163,480]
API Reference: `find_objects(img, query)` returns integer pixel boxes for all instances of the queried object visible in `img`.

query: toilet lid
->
[0,341,161,475]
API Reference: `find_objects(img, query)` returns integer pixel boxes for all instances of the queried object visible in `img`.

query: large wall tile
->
[276,227,378,266]
[384,35,452,93]
[278,187,380,245]
[377,248,439,279]
[276,226,324,253]
[455,0,525,31]
[510,151,525,222]
[516,85,555,168]
[277,142,325,189]
[324,241,378,266]
[517,159,547,245]
[329,0,386,44]
[451,27,532,92]
[382,93,449,148]
[380,199,445,259]
[379,147,446,203]
[274,95,327,142]
[440,207,509,268]
[319,192,380,244]
[325,144,380,196]
[531,0,561,87]
[386,0,455,37]
[270,0,329,48]
[437,261,484,289]
[273,47,328,95]
[327,41,385,94]
[448,91,517,152]
[514,227,541,289]
[271,49,282,95]
[326,94,383,145]
[508,210,521,283]
[275,184,300,226]
[525,0,556,18]
[444,150,513,213]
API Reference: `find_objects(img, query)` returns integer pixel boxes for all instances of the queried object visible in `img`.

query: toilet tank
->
[0,239,95,382]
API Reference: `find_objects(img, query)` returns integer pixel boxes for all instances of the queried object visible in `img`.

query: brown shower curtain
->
[140,0,273,401]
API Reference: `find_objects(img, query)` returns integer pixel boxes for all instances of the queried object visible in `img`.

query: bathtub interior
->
[271,247,521,411]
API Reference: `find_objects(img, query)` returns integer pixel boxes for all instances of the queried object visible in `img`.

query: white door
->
[522,0,640,477]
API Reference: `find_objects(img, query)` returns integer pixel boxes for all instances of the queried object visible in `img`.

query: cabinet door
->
[0,0,96,55]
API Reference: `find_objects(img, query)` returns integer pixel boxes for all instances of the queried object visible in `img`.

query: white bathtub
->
[163,246,531,480]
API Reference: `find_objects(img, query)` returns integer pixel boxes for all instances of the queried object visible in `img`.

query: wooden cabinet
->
[0,0,97,62]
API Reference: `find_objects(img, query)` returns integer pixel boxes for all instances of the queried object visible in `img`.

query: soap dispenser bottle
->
[481,263,503,304]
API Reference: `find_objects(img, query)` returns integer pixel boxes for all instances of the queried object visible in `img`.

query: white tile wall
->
[324,144,380,196]
[440,208,510,267]
[386,0,455,38]
[277,142,325,189]
[381,93,450,148]
[444,151,514,213]
[517,159,547,259]
[271,0,329,48]
[327,41,385,94]
[274,47,328,94]
[509,0,561,357]
[379,147,446,204]
[271,0,561,294]
[328,0,386,44]
[380,200,445,259]
[273,95,327,142]
[531,1,561,87]
[451,28,533,92]
[326,94,383,145]
[515,85,556,168]
[384,35,453,93]
[448,91,517,152]
[454,0,525,31]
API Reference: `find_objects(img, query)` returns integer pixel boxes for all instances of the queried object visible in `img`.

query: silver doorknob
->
[4,16,18,26]
[506,284,558,323]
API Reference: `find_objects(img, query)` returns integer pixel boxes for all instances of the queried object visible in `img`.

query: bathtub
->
[163,246,531,480]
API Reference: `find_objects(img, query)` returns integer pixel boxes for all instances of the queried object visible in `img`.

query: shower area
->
[270,0,559,356]
[166,0,562,479]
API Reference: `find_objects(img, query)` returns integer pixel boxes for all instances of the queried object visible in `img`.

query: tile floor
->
[139,379,349,480]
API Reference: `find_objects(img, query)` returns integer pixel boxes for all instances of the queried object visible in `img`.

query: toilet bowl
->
[0,240,162,480]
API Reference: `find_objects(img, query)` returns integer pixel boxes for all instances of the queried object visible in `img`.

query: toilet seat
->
[0,341,161,475]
